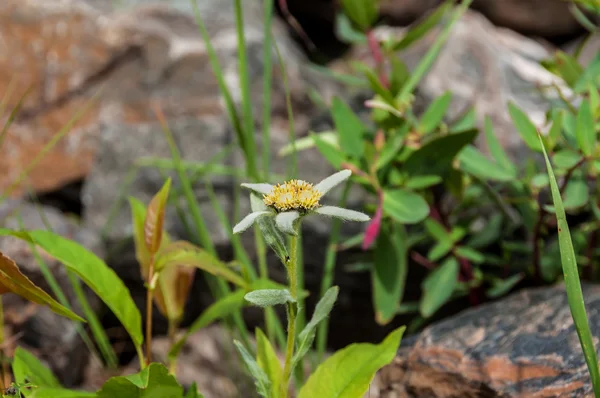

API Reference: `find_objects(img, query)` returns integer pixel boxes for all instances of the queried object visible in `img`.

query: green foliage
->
[244,289,296,307]
[297,326,404,398]
[96,363,183,398]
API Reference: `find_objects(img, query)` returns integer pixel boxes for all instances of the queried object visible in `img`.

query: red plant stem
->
[411,251,436,270]
[366,30,389,88]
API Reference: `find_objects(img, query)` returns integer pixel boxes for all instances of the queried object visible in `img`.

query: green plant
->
[232,169,404,397]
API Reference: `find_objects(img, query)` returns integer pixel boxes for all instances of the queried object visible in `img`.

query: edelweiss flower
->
[233,169,370,236]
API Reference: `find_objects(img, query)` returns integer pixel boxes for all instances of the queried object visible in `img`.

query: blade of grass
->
[0,85,32,149]
[396,0,473,105]
[262,0,274,179]
[234,0,259,182]
[153,104,251,349]
[539,133,600,397]
[189,0,258,181]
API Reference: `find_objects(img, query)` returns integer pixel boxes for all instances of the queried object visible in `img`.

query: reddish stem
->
[366,30,389,88]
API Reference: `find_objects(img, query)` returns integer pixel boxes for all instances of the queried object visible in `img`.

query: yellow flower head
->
[263,179,322,212]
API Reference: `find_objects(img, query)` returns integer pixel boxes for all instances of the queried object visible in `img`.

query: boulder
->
[0,199,104,387]
[373,283,600,397]
[0,0,338,197]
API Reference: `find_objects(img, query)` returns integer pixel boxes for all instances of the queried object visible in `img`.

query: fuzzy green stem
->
[281,231,299,397]
[167,318,179,374]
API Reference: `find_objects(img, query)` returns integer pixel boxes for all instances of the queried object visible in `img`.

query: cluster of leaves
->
[284,0,600,331]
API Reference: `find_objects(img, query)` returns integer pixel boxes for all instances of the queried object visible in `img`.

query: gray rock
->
[0,200,104,387]
[372,283,600,397]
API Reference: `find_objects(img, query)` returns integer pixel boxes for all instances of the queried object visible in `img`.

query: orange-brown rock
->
[0,0,333,198]
[372,284,600,397]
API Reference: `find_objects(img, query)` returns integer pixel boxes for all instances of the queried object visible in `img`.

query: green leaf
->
[293,286,339,367]
[234,340,270,398]
[244,289,295,307]
[507,102,542,152]
[340,0,378,31]
[96,363,183,398]
[382,189,429,224]
[353,62,395,104]
[404,175,442,189]
[486,273,524,298]
[574,52,600,92]
[372,225,407,325]
[543,51,583,86]
[278,131,338,157]
[297,326,405,398]
[467,214,502,249]
[375,126,408,171]
[563,179,589,210]
[427,241,453,262]
[183,383,204,398]
[553,149,583,170]
[576,100,596,156]
[13,347,61,398]
[455,246,485,264]
[403,130,477,177]
[539,133,600,397]
[169,289,246,361]
[29,389,95,398]
[335,12,367,44]
[531,174,549,189]
[389,1,451,51]
[389,58,409,96]
[483,116,515,173]
[0,251,84,323]
[312,132,347,169]
[547,109,564,149]
[154,241,247,288]
[256,328,283,397]
[420,257,459,318]
[331,97,365,158]
[0,230,142,346]
[458,146,516,181]
[423,218,451,244]
[449,109,477,132]
[250,194,289,265]
[418,92,452,134]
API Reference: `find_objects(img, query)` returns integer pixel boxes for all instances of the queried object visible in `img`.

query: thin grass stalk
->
[0,297,6,390]
[540,135,600,397]
[154,105,252,349]
[316,181,351,363]
[396,0,473,104]
[0,86,31,149]
[262,0,274,179]
[234,0,259,181]
[189,0,258,181]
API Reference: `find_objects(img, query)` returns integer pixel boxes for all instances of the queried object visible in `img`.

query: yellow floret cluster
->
[263,179,322,212]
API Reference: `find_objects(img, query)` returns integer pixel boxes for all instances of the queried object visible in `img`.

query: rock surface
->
[0,199,104,387]
[0,0,337,197]
[373,283,600,397]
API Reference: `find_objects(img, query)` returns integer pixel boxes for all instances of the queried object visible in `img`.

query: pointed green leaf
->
[234,340,270,398]
[13,347,61,398]
[144,178,171,254]
[458,146,516,181]
[335,12,367,44]
[312,132,347,169]
[563,179,589,211]
[244,289,295,307]
[340,0,378,31]
[331,97,365,158]
[486,273,524,298]
[0,229,143,347]
[372,225,407,325]
[404,175,443,189]
[390,1,451,51]
[96,363,183,398]
[29,389,95,398]
[183,383,204,398]
[508,102,543,152]
[420,257,459,317]
[297,326,405,398]
[382,189,429,224]
[483,116,515,173]
[553,149,583,170]
[278,131,338,157]
[293,286,339,367]
[423,218,451,245]
[418,92,452,134]
[256,328,283,397]
[576,100,595,156]
[539,133,600,396]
